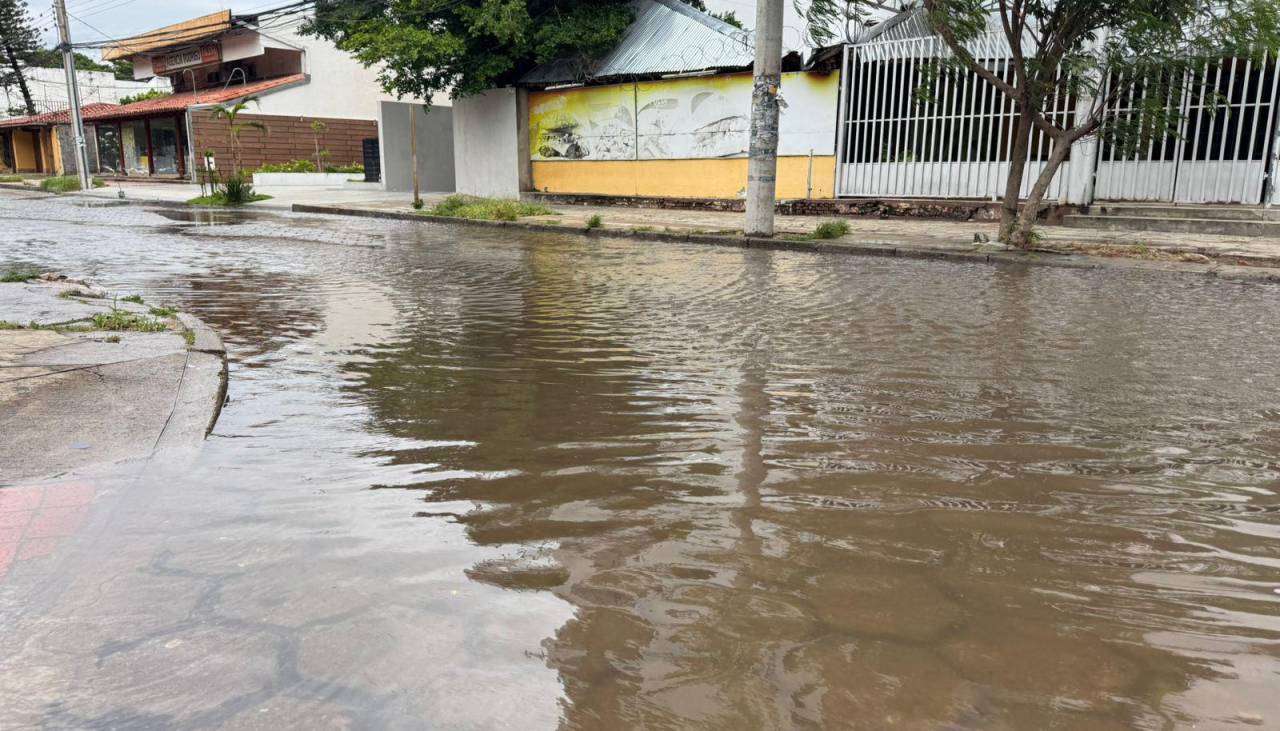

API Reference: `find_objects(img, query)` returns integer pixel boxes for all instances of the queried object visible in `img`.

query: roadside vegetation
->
[809,221,850,240]
[0,175,23,183]
[254,159,364,174]
[90,308,168,333]
[586,215,604,229]
[425,195,557,222]
[39,176,105,193]
[2,270,40,283]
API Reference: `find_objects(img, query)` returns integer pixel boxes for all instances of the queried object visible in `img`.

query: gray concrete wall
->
[377,101,456,193]
[453,88,526,199]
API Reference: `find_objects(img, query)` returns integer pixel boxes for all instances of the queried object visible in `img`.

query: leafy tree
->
[30,49,113,74]
[0,0,40,115]
[802,0,1280,247]
[302,0,711,105]
[30,50,132,80]
[117,88,170,106]
[109,59,134,81]
[209,96,269,174]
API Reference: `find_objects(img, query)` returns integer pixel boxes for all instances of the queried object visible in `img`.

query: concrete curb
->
[291,204,1280,285]
[177,312,229,438]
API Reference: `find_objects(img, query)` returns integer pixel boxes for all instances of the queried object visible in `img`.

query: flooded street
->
[2,192,1279,729]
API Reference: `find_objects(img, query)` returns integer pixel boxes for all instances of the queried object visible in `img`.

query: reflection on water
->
[2,194,1279,729]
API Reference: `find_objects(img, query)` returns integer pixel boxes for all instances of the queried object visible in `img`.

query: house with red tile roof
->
[2,9,443,182]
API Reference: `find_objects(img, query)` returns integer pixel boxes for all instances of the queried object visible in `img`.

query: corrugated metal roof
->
[851,5,1004,45]
[521,0,754,87]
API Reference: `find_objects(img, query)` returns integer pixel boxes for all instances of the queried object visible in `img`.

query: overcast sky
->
[28,0,876,60]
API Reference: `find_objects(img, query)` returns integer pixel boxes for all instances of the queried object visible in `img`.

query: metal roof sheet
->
[520,0,753,86]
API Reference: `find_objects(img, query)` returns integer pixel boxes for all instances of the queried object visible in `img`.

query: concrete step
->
[1088,204,1280,222]
[1062,214,1280,237]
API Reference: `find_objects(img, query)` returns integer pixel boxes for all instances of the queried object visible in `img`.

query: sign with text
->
[152,44,221,74]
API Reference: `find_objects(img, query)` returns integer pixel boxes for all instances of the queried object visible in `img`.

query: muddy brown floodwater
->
[1,192,1279,730]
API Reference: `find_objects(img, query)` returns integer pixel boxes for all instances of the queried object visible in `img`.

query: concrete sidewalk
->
[0,276,227,485]
[0,177,411,212]
[8,177,1279,268]
[325,194,1280,268]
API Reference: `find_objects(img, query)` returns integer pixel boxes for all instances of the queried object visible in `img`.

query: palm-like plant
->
[209,95,268,175]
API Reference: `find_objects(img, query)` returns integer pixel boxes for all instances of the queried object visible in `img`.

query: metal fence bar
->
[1212,57,1240,202]
[1263,53,1280,205]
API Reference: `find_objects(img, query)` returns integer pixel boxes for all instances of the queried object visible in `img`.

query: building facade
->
[1,67,168,118]
[1,9,431,180]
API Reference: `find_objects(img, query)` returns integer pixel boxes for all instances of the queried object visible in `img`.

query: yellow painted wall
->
[12,131,39,172]
[528,70,840,199]
[532,156,836,200]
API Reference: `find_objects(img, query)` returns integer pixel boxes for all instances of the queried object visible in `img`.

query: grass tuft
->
[188,192,272,207]
[2,270,40,283]
[148,305,177,317]
[91,309,168,333]
[586,214,603,229]
[121,294,145,304]
[38,176,105,193]
[810,221,851,240]
[0,175,22,183]
[426,195,557,222]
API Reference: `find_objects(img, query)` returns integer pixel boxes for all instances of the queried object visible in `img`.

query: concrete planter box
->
[251,172,363,187]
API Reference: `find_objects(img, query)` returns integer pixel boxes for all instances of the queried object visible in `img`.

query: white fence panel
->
[836,35,1073,201]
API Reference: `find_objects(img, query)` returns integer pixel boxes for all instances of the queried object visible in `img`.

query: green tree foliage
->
[802,0,1280,247]
[117,88,170,106]
[27,49,134,80]
[0,0,41,115]
[302,0,712,105]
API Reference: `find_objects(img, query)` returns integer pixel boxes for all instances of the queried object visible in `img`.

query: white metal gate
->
[836,39,1280,205]
[835,35,1074,200]
[1095,54,1280,204]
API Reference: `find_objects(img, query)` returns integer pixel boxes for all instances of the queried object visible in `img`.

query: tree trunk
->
[1008,132,1074,249]
[999,99,1034,243]
[3,41,35,115]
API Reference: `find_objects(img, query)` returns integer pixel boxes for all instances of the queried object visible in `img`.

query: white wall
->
[1,67,169,117]
[453,89,525,199]
[249,17,448,121]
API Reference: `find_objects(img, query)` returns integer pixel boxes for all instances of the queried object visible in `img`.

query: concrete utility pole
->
[54,0,92,190]
[744,0,784,237]
[411,105,421,207]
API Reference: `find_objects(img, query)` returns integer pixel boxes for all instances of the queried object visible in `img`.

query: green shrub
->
[255,159,317,173]
[118,88,170,106]
[39,175,104,193]
[324,162,364,174]
[810,220,850,240]
[187,174,271,206]
[221,174,254,204]
[426,195,556,221]
[0,175,22,183]
[586,214,603,229]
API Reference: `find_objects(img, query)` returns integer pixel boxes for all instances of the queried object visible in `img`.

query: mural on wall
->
[636,75,750,159]
[530,72,840,162]
[529,84,636,161]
